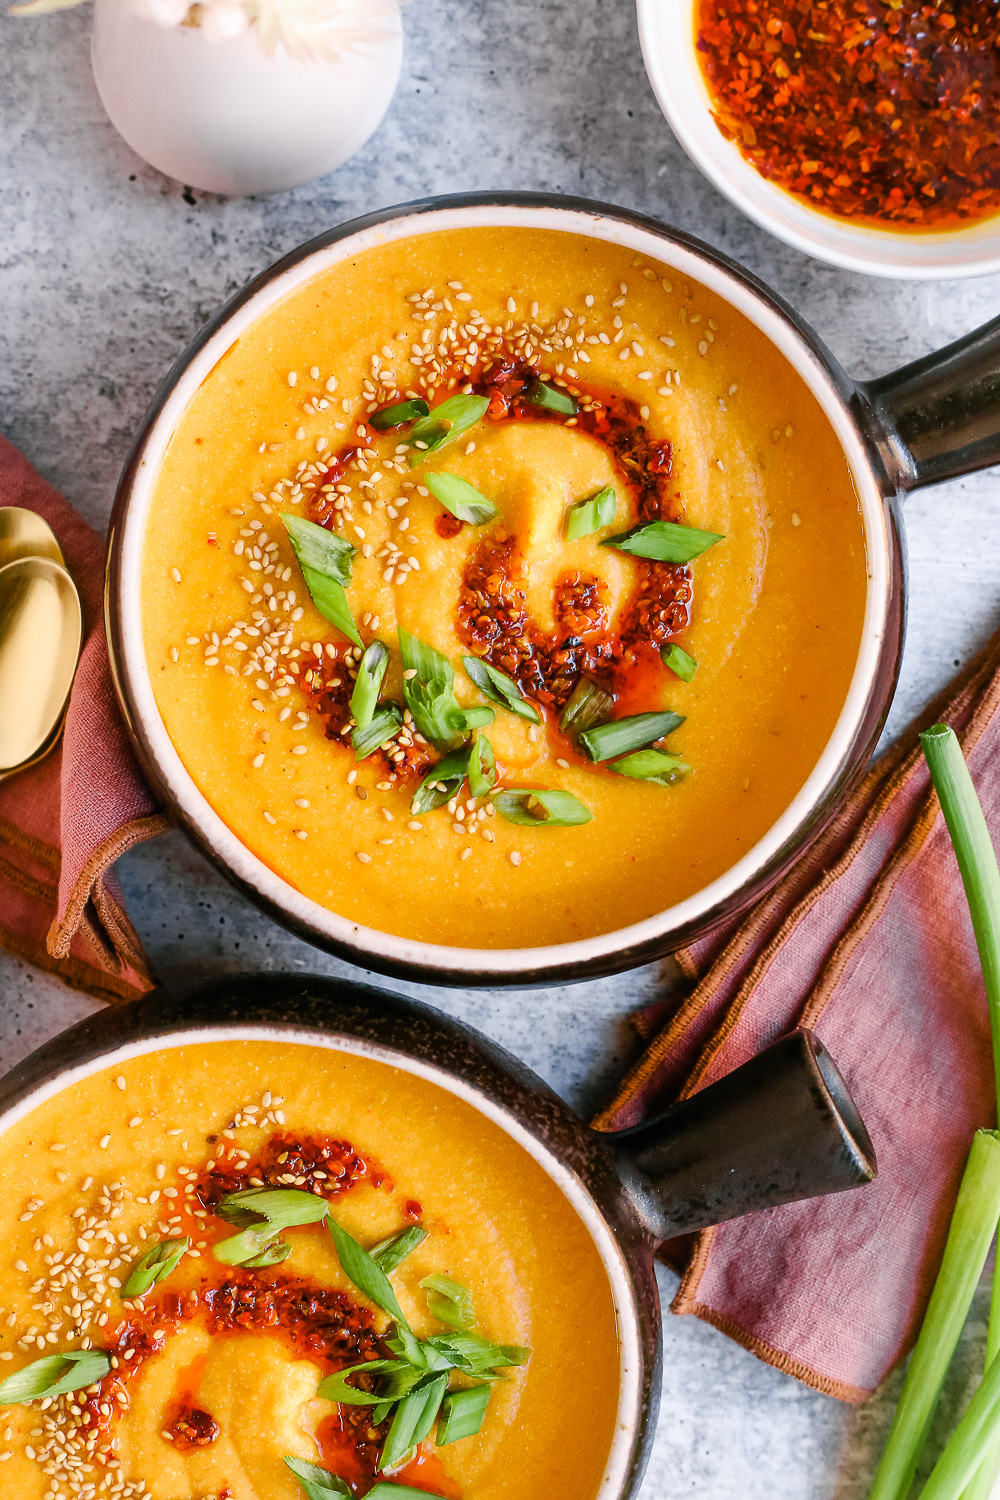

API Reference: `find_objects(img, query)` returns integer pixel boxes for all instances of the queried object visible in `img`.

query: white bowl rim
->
[637,0,1000,281]
[113,196,891,978]
[0,1022,643,1500]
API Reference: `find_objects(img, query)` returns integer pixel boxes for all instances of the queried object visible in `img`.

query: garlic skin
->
[91,0,403,195]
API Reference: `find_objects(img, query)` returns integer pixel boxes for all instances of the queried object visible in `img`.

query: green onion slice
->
[566,486,617,541]
[602,520,723,564]
[528,379,578,415]
[425,472,498,527]
[492,788,593,827]
[436,1383,491,1447]
[0,1350,112,1405]
[609,749,691,786]
[316,1359,404,1407]
[421,1274,476,1331]
[425,1332,531,1378]
[350,641,389,730]
[381,1373,449,1470]
[559,677,614,740]
[281,513,355,584]
[370,1225,428,1275]
[369,398,430,432]
[122,1236,189,1298]
[281,513,363,647]
[327,1217,412,1332]
[213,1226,282,1267]
[407,394,489,466]
[215,1187,332,1231]
[284,1456,352,1498]
[365,1487,449,1499]
[242,1239,293,1268]
[661,643,698,682]
[579,710,684,763]
[399,629,491,752]
[411,746,472,815]
[353,704,403,761]
[462,657,541,724]
[468,735,497,799]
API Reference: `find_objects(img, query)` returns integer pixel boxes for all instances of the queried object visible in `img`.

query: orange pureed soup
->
[0,1041,621,1499]
[141,226,868,947]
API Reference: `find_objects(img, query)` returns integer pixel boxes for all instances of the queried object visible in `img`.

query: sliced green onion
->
[528,379,578,415]
[381,1373,450,1470]
[566,486,617,541]
[421,1274,476,1331]
[662,643,698,682]
[866,1130,1000,1500]
[411,746,472,815]
[436,1383,491,1447]
[366,1486,453,1499]
[122,1236,188,1298]
[407,394,489,466]
[369,398,430,432]
[462,657,541,724]
[425,472,498,527]
[369,1226,428,1275]
[284,1456,352,1498]
[353,705,403,761]
[602,520,723,564]
[609,748,691,786]
[316,1359,404,1406]
[350,642,389,730]
[327,1217,411,1332]
[461,706,495,731]
[559,677,614,740]
[425,1332,530,1378]
[492,788,592,827]
[242,1239,293,1268]
[281,513,362,647]
[579,710,684,763]
[213,1226,281,1267]
[281,512,355,585]
[468,735,497,799]
[215,1187,332,1230]
[398,628,453,686]
[0,1350,112,1405]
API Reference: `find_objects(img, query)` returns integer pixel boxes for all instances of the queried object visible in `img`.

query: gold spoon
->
[0,555,82,782]
[0,507,65,570]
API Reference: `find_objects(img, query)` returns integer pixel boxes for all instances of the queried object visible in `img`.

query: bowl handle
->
[605,1028,876,1243]
[859,315,1000,492]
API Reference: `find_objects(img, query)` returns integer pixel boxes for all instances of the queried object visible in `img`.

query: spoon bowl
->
[0,556,82,779]
[0,507,65,570]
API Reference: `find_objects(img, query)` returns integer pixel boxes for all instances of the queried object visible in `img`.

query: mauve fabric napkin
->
[593,633,1000,1402]
[0,437,168,1001]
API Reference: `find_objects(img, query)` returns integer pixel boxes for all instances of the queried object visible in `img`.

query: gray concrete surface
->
[3,0,1000,1493]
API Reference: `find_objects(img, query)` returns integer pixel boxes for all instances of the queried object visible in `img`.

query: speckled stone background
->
[3,1,1000,1494]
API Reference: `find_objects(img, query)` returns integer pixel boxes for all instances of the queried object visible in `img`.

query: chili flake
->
[696,0,1000,229]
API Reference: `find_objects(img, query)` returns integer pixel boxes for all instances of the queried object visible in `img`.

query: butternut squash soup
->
[0,1041,621,1500]
[141,226,868,947]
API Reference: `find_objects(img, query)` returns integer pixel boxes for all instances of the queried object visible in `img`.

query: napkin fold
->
[0,437,168,1002]
[594,631,1000,1401]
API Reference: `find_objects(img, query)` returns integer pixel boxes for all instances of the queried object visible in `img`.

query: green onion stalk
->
[866,724,1000,1500]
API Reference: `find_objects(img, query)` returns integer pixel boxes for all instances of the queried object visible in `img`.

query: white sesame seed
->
[356,851,371,864]
[287,372,298,386]
[792,512,801,526]
[170,568,181,584]
[264,811,277,824]
[509,850,521,866]
[292,745,308,755]
[99,1136,110,1150]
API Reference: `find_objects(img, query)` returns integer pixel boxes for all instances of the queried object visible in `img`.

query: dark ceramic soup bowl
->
[0,972,877,1499]
[106,192,1000,987]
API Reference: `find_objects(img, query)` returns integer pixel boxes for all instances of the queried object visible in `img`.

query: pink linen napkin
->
[594,636,1000,1400]
[0,436,168,1001]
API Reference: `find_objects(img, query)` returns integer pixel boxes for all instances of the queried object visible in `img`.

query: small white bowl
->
[637,0,1000,280]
